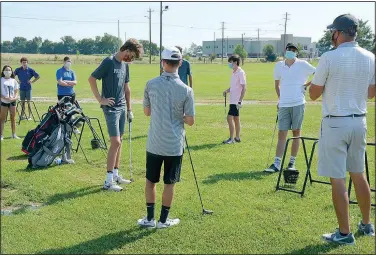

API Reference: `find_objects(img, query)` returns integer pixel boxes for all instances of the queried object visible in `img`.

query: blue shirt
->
[56,67,76,95]
[178,60,192,85]
[14,67,39,91]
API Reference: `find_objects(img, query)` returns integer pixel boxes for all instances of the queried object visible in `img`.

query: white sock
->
[113,168,119,177]
[106,172,114,183]
[274,157,281,169]
[289,156,296,164]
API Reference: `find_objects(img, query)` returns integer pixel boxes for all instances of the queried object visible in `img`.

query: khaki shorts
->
[278,104,305,131]
[318,117,367,179]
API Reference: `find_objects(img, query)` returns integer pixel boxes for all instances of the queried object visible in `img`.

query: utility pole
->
[241,33,244,49]
[282,12,290,54]
[257,28,260,61]
[221,22,225,63]
[227,36,228,56]
[213,32,215,56]
[147,8,154,64]
[124,32,126,42]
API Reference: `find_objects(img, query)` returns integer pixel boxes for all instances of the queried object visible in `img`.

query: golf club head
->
[203,209,213,215]
[130,178,134,182]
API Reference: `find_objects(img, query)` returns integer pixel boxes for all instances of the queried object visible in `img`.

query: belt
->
[324,114,366,118]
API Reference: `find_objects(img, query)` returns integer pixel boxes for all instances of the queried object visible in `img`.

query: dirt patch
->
[1,202,44,216]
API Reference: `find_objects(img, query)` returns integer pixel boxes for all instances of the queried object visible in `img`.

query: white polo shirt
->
[312,42,375,117]
[274,59,316,107]
[1,77,19,104]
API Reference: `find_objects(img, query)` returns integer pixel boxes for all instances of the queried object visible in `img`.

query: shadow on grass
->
[38,227,155,254]
[7,154,28,161]
[187,142,222,151]
[203,171,269,184]
[16,163,61,172]
[289,242,340,254]
[45,185,102,206]
[130,135,148,140]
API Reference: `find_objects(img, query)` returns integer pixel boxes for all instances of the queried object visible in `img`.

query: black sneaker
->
[223,138,234,144]
[264,164,280,173]
[234,138,241,143]
[287,162,296,170]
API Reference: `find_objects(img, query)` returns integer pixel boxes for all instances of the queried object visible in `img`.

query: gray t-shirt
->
[91,55,129,109]
[143,72,195,156]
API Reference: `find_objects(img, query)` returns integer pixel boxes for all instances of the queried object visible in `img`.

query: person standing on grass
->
[222,54,246,144]
[88,38,143,192]
[175,46,193,88]
[0,65,20,141]
[264,43,315,173]
[310,14,375,244]
[14,57,40,120]
[137,46,195,229]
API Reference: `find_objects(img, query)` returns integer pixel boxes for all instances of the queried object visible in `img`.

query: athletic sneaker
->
[223,138,234,144]
[12,134,20,139]
[114,175,132,184]
[264,164,280,173]
[287,162,296,170]
[322,229,355,245]
[157,218,180,229]
[63,159,75,164]
[27,117,32,121]
[137,216,156,228]
[358,221,375,236]
[73,128,81,134]
[0,136,3,141]
[103,181,123,192]
[234,138,241,143]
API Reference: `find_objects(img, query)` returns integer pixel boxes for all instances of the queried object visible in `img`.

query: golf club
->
[265,114,278,170]
[185,136,213,215]
[129,121,134,182]
[224,93,227,120]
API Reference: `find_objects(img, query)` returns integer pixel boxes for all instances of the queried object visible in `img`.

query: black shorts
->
[57,93,76,104]
[228,104,239,117]
[1,102,16,107]
[146,151,183,184]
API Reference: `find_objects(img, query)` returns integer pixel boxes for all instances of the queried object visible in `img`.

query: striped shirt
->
[143,72,195,156]
[312,42,375,117]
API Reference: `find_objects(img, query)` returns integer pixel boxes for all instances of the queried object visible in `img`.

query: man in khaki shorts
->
[310,14,375,245]
[264,43,315,173]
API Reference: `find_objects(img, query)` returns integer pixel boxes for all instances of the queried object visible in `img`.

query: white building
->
[202,34,315,58]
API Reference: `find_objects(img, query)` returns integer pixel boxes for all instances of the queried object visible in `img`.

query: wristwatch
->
[238,101,242,105]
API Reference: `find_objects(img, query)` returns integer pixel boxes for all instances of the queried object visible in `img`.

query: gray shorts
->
[318,117,366,179]
[20,90,32,101]
[278,104,305,130]
[102,107,126,137]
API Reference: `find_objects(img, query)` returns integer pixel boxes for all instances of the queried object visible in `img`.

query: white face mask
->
[3,71,12,78]
[64,62,71,69]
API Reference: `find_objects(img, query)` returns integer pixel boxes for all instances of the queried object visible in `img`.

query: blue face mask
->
[285,51,296,60]
[228,63,233,69]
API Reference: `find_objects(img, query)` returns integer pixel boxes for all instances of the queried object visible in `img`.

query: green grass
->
[1,101,375,254]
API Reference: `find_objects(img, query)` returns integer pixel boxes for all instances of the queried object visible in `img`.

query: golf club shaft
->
[266,115,278,169]
[185,136,205,211]
[224,94,227,120]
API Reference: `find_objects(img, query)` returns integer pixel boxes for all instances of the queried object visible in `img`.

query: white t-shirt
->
[274,59,316,107]
[312,42,375,117]
[1,77,19,103]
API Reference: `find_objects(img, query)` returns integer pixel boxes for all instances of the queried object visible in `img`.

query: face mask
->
[285,51,296,60]
[64,62,71,69]
[3,71,12,78]
[228,63,233,69]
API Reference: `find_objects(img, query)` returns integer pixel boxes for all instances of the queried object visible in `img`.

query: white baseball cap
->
[161,46,182,60]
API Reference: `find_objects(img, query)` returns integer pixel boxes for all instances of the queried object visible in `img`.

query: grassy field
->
[1,61,375,254]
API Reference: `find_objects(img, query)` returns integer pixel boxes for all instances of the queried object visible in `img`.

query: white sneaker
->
[63,159,75,164]
[114,175,132,184]
[157,218,180,229]
[27,117,32,121]
[0,136,4,141]
[103,181,123,192]
[12,134,20,139]
[73,128,81,134]
[137,216,156,228]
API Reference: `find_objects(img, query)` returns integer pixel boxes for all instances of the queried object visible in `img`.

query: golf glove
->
[127,111,134,123]
[236,102,242,110]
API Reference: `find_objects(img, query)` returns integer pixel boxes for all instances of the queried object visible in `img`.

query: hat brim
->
[327,24,336,30]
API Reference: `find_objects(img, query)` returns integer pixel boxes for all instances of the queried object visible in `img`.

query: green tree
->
[99,33,122,54]
[263,44,277,62]
[234,44,247,65]
[11,37,28,53]
[40,39,55,54]
[77,38,96,55]
[61,36,77,54]
[317,19,375,55]
[139,40,159,56]
[26,37,43,53]
[1,41,13,53]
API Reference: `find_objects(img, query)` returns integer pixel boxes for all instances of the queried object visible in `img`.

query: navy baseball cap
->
[285,43,298,51]
[327,14,359,32]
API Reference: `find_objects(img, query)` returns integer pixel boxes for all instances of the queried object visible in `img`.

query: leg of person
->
[137,152,163,228]
[19,91,26,119]
[265,107,290,173]
[0,104,8,140]
[26,90,32,120]
[9,104,19,139]
[113,109,131,185]
[319,118,355,245]
[347,117,374,236]
[102,107,123,192]
[289,104,305,169]
[223,104,236,144]
[157,154,183,229]
[234,108,241,142]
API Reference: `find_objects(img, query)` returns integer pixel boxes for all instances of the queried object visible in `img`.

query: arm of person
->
[368,84,375,99]
[187,62,193,88]
[11,88,19,102]
[274,80,280,99]
[56,70,71,87]
[124,82,131,112]
[309,54,328,101]
[143,82,151,116]
[30,69,40,83]
[12,80,20,102]
[184,89,195,126]
[65,71,77,86]
[89,59,113,104]
[239,84,246,102]
[88,76,103,103]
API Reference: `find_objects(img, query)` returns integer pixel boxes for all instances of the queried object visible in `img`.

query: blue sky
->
[1,1,375,49]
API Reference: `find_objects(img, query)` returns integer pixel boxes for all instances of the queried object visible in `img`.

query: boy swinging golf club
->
[137,46,195,229]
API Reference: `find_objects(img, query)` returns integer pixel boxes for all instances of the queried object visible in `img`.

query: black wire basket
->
[283,169,300,184]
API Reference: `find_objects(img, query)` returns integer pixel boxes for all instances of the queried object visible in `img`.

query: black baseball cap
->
[285,43,298,51]
[327,14,358,32]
